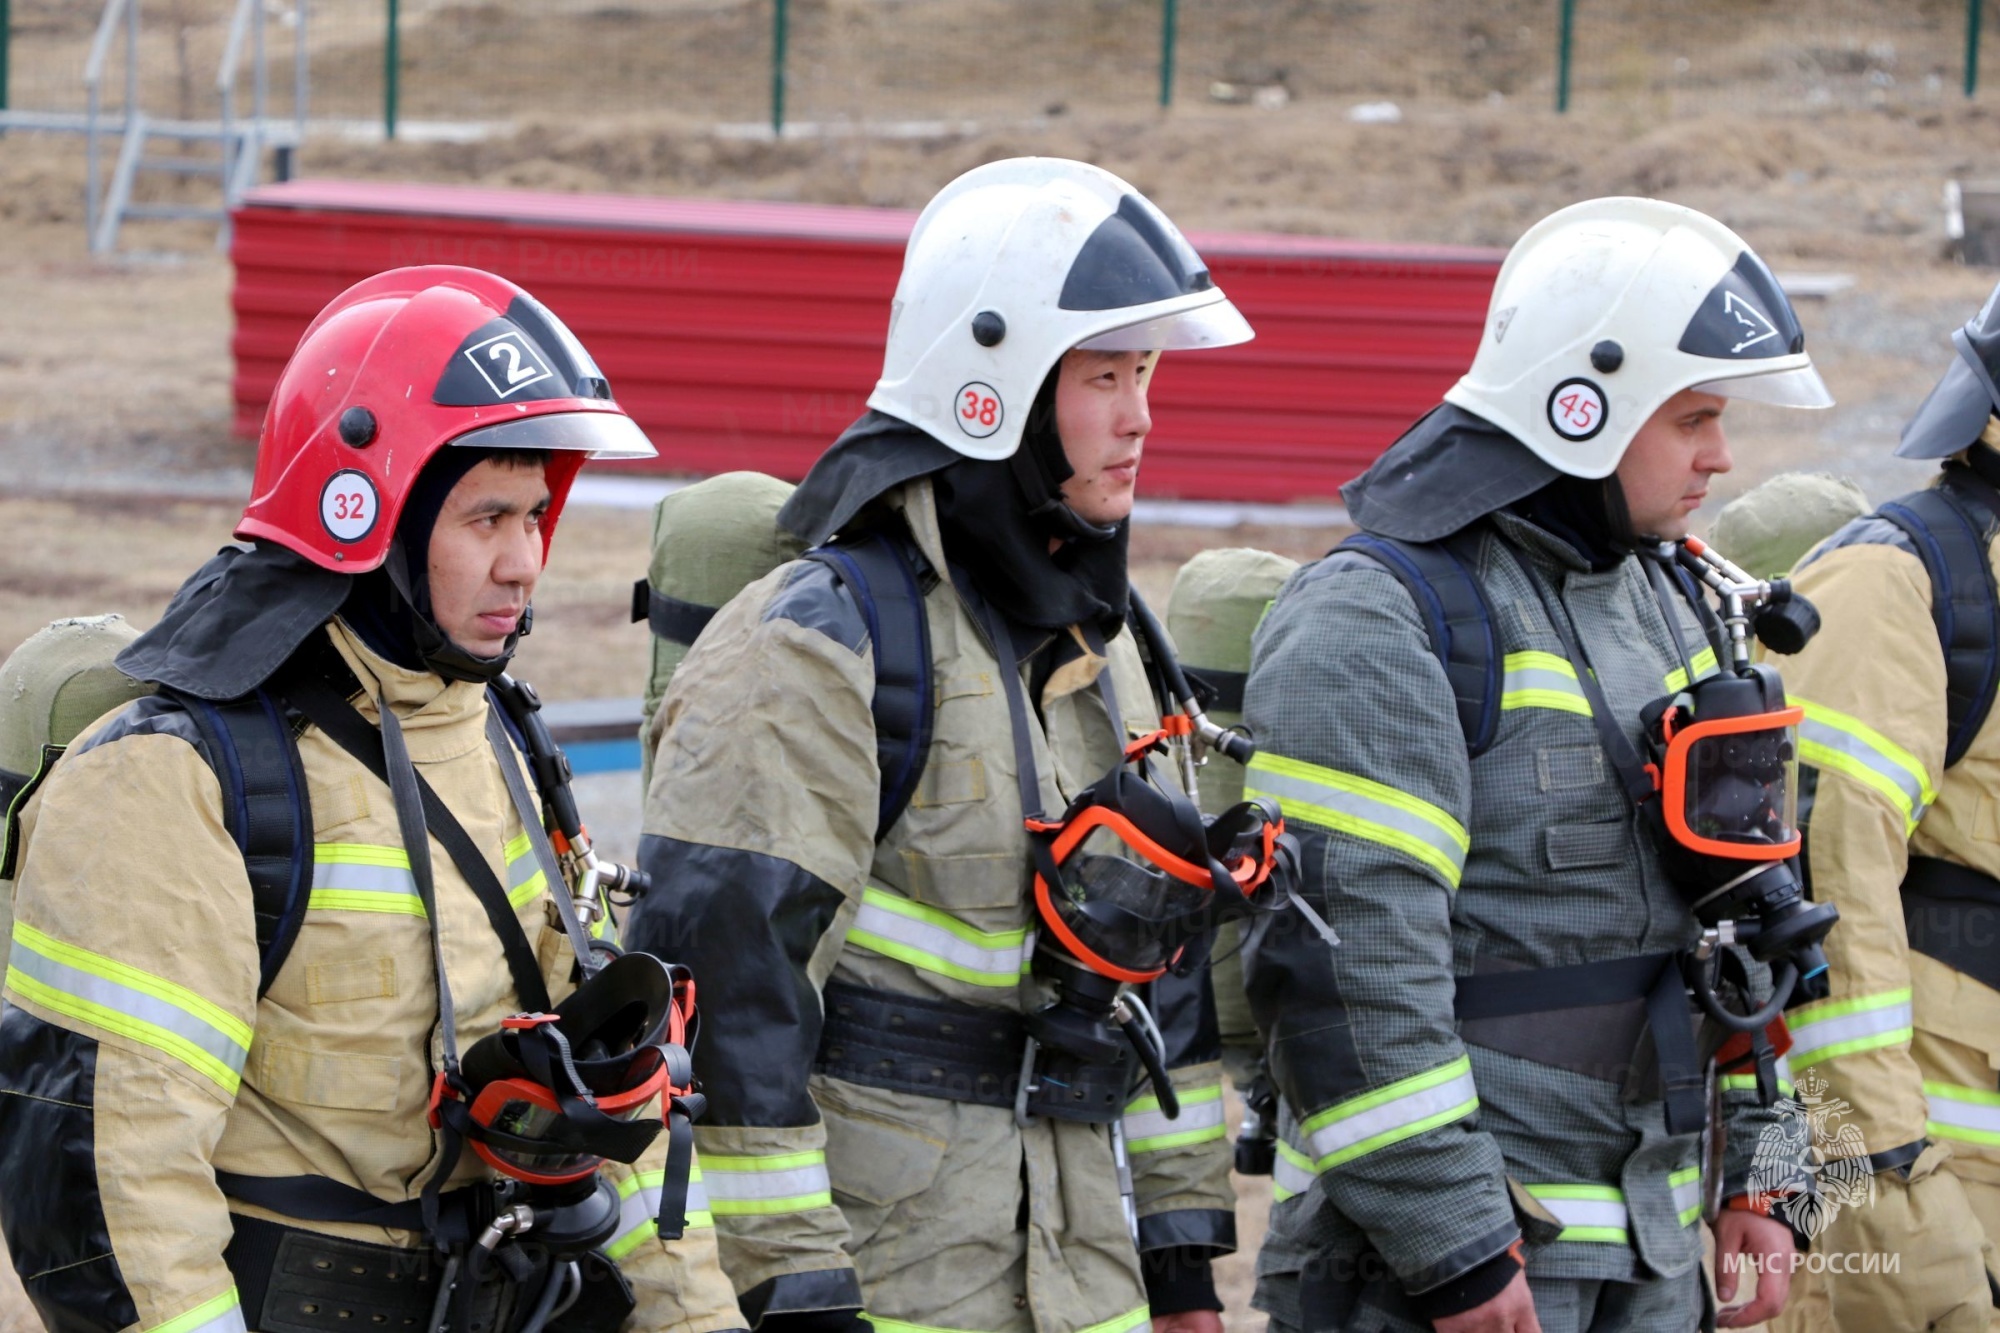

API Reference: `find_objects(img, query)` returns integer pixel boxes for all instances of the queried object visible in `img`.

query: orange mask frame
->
[1659,705,1804,861]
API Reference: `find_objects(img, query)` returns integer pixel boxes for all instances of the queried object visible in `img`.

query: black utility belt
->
[1453,951,1708,1136]
[814,980,1131,1124]
[1903,856,2000,994]
[226,1214,517,1333]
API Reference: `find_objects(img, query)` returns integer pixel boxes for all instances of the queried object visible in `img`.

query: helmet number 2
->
[320,469,381,543]
[956,381,1003,439]
[1547,378,1607,442]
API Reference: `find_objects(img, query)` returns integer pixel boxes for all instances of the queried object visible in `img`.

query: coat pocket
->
[1544,822,1629,872]
[250,1040,401,1113]
[815,1077,947,1209]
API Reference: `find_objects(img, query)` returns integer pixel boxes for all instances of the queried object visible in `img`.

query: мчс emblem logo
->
[1748,1067,1876,1239]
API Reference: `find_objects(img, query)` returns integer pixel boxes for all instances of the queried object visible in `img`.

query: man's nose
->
[496,524,542,589]
[1118,381,1153,439]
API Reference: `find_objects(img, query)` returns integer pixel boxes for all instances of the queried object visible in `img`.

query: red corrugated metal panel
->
[231,180,1501,503]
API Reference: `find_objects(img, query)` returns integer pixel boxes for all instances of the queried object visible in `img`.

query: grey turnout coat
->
[1241,499,1795,1325]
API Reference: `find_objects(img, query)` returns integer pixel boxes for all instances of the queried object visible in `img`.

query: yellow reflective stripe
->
[846,885,1032,987]
[1298,1055,1478,1168]
[1122,1083,1226,1153]
[7,921,251,1096]
[311,843,423,915]
[1669,1165,1703,1227]
[702,1150,832,1215]
[1246,753,1469,889]
[504,830,546,909]
[1789,988,1914,1068]
[605,1167,713,1260]
[1525,1183,1629,1243]
[1501,651,1594,716]
[1794,698,1935,832]
[146,1288,245,1333]
[1665,647,1721,694]
[1076,1305,1153,1333]
[1271,1136,1316,1203]
[1925,1080,2000,1146]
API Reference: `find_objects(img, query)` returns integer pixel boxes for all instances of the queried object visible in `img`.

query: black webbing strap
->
[278,653,551,1018]
[1503,553,1709,1135]
[180,690,315,997]
[0,767,28,824]
[805,532,935,841]
[1338,531,1502,758]
[1880,467,2000,769]
[631,579,720,647]
[1453,951,1704,1134]
[1902,855,2000,993]
[215,1172,447,1234]
[1453,952,1677,1018]
[1509,548,1659,806]
[1639,549,1722,693]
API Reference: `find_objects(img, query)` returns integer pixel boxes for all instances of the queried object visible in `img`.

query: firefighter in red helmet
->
[0,267,745,1333]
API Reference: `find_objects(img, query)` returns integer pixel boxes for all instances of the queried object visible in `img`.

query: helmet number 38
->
[957,381,1003,439]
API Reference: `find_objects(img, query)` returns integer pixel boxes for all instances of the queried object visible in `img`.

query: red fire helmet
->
[238,266,655,573]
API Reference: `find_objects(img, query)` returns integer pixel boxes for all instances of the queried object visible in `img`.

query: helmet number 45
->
[1548,378,1607,441]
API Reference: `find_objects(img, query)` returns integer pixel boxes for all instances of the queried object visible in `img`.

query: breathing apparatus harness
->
[975,588,1297,1142]
[1516,535,1837,1031]
[218,636,701,1333]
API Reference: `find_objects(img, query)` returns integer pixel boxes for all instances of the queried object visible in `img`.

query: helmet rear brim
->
[452,410,658,460]
[1897,352,1997,458]
[1690,363,1834,411]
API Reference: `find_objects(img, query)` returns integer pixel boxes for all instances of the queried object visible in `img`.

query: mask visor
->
[1662,707,1803,860]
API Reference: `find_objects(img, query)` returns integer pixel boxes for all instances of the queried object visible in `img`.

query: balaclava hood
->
[780,403,1132,635]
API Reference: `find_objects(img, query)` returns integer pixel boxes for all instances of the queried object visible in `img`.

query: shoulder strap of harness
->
[170,688,315,998]
[1335,530,1502,758]
[804,530,936,842]
[1878,467,2000,768]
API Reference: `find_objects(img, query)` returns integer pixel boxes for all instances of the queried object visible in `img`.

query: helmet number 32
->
[320,469,380,542]
[957,382,1003,439]
[1548,378,1607,441]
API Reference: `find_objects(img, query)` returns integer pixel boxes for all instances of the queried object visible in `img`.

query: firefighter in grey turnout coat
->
[1243,199,1829,1332]
[626,160,1272,1333]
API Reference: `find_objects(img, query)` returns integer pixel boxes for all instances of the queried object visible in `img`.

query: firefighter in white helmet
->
[1243,198,1830,1332]
[626,158,1264,1333]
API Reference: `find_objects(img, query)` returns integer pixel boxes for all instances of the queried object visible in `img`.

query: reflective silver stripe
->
[1271,1137,1316,1203]
[1795,699,1935,831]
[1501,651,1592,716]
[846,885,1032,987]
[1299,1056,1478,1168]
[1246,754,1469,889]
[1670,1166,1702,1227]
[1121,1084,1226,1153]
[7,921,252,1095]
[701,1151,833,1215]
[1926,1081,2000,1146]
[1788,989,1914,1068]
[310,844,423,914]
[1524,1184,1629,1243]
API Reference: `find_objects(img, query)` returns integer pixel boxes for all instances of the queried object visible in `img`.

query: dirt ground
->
[0,19,1985,1325]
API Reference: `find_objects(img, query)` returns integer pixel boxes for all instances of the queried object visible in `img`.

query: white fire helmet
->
[867,157,1253,461]
[1444,197,1832,479]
